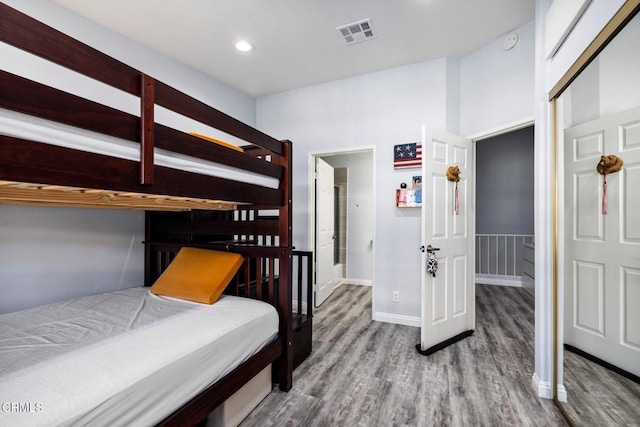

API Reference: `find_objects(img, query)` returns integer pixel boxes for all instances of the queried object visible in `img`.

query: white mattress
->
[0,108,279,190]
[0,287,279,426]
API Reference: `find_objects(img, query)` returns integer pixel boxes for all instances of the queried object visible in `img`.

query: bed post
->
[144,211,153,286]
[140,73,155,185]
[278,139,293,391]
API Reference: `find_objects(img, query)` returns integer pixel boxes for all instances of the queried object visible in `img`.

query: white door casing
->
[420,127,475,352]
[564,106,640,377]
[315,157,336,307]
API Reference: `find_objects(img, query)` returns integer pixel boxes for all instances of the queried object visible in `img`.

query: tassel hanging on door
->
[596,155,623,215]
[454,182,459,215]
[602,175,608,215]
[446,165,461,215]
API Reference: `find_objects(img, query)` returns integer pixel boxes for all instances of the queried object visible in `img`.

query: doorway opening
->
[309,147,375,309]
[474,124,535,295]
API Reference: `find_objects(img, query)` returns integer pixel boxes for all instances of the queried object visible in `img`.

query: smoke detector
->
[503,32,519,50]
[337,18,376,45]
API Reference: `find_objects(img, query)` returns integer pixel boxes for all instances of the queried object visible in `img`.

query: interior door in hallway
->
[419,127,475,354]
[315,157,336,307]
[564,106,640,376]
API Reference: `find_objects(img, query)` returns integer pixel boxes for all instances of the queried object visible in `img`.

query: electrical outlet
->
[392,291,400,303]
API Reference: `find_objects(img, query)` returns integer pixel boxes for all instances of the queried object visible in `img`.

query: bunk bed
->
[0,3,311,426]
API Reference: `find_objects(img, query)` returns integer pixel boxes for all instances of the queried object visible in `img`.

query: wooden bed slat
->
[0,181,237,211]
[154,124,283,180]
[256,259,263,300]
[0,70,140,142]
[268,258,275,302]
[151,218,279,236]
[0,71,284,181]
[0,136,283,206]
[140,74,155,185]
[154,81,283,155]
[0,2,141,96]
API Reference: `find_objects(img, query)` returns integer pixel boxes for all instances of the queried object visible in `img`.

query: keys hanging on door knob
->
[426,250,438,277]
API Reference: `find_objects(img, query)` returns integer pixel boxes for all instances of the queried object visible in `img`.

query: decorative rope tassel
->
[596,154,623,215]
[602,174,608,215]
[454,182,459,215]
[446,165,461,215]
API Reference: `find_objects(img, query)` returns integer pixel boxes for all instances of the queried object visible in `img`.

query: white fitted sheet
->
[0,287,278,427]
[0,108,279,190]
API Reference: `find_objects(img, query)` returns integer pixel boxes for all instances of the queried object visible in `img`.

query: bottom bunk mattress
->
[0,287,278,426]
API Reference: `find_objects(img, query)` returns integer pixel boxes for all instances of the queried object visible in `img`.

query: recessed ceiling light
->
[235,40,255,52]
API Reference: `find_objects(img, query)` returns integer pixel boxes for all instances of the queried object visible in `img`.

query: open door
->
[315,157,336,307]
[417,127,475,355]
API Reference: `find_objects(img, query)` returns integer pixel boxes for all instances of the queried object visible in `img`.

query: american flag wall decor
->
[393,143,422,169]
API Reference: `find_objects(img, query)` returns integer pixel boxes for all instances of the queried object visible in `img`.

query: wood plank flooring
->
[561,348,640,425]
[242,284,566,426]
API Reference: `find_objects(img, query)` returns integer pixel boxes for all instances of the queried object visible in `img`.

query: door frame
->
[308,146,376,316]
[466,117,535,142]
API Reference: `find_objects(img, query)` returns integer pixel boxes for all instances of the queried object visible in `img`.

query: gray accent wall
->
[476,126,535,235]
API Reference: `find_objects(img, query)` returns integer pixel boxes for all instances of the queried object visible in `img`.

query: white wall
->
[460,21,536,136]
[256,19,537,324]
[0,206,144,314]
[0,0,257,313]
[323,152,374,283]
[258,59,451,323]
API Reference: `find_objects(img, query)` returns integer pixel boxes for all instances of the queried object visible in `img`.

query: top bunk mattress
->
[0,108,280,191]
[0,287,278,427]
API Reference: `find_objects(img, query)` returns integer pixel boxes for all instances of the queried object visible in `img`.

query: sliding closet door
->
[564,106,640,376]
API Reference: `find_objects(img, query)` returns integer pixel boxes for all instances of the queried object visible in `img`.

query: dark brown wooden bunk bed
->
[0,3,312,426]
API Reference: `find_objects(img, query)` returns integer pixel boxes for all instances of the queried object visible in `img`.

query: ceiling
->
[51,0,535,98]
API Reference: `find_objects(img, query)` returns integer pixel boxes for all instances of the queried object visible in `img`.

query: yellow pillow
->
[150,247,244,304]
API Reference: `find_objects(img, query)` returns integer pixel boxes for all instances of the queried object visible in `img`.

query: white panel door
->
[315,158,336,307]
[564,106,640,376]
[419,127,475,353]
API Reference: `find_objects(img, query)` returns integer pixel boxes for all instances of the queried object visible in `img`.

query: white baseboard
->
[557,383,567,402]
[344,278,372,287]
[373,311,420,327]
[476,274,524,287]
[532,372,553,399]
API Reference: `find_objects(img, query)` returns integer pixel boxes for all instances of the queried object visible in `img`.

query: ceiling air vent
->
[336,18,376,46]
